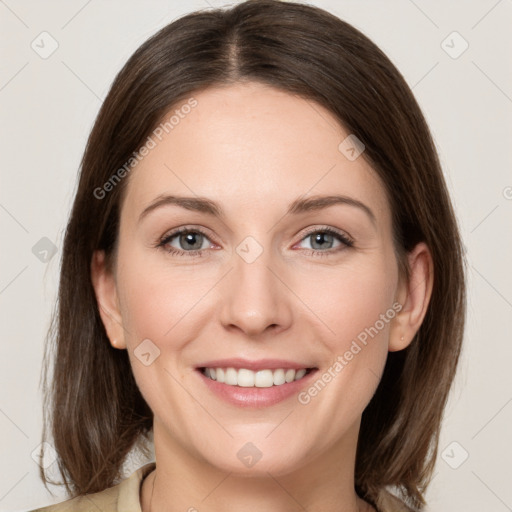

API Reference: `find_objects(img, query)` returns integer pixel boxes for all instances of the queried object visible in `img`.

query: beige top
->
[31,462,412,512]
[31,462,156,512]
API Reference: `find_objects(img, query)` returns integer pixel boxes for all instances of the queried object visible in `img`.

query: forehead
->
[122,82,390,226]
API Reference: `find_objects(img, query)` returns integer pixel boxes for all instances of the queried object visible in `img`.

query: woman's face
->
[98,82,408,476]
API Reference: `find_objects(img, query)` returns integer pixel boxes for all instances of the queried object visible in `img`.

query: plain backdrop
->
[1,1,511,511]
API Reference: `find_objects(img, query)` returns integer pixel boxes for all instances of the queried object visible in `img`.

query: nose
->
[218,242,293,338]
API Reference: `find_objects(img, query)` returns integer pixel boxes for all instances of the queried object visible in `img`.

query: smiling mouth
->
[199,367,317,388]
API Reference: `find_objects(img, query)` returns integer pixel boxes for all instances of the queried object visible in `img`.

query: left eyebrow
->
[138,193,376,226]
[287,194,376,226]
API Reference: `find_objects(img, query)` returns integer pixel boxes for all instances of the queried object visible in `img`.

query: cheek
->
[115,247,217,402]
[292,255,397,419]
[115,249,196,411]
[116,248,204,341]
[296,254,398,350]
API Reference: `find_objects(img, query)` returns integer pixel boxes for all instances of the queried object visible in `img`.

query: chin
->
[196,435,312,477]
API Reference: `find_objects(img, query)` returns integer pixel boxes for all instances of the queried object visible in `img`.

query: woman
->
[33,1,466,511]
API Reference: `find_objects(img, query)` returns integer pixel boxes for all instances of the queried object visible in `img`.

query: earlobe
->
[90,250,127,349]
[389,242,434,352]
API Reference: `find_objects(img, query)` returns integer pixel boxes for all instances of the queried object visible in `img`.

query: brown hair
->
[40,1,466,510]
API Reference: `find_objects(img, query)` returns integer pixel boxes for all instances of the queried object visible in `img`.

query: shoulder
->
[30,485,118,512]
[29,462,156,512]
[375,489,418,512]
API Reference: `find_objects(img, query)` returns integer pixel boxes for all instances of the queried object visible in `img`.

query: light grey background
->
[1,1,511,511]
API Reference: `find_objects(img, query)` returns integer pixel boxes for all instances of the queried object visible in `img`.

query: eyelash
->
[157,225,354,258]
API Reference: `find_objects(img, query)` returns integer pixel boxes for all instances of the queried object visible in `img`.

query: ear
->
[90,250,127,349]
[389,242,434,352]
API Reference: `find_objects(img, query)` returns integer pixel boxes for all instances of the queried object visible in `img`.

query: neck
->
[141,419,372,512]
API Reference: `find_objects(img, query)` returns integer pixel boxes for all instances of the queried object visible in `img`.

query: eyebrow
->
[138,194,376,225]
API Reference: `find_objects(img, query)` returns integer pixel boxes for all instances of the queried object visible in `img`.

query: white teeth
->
[225,367,238,386]
[285,369,295,383]
[295,368,307,380]
[238,369,255,387]
[254,370,274,388]
[202,367,311,387]
[273,368,286,385]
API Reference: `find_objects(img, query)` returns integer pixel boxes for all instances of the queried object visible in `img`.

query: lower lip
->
[196,368,319,408]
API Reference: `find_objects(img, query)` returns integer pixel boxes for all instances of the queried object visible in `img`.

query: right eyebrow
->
[138,195,223,224]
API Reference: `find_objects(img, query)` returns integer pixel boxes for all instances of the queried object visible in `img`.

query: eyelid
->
[158,225,217,246]
[296,225,354,247]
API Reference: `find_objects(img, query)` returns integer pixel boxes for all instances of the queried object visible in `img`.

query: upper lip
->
[197,358,316,371]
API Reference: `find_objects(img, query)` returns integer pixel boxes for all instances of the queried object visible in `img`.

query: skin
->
[92,81,433,512]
